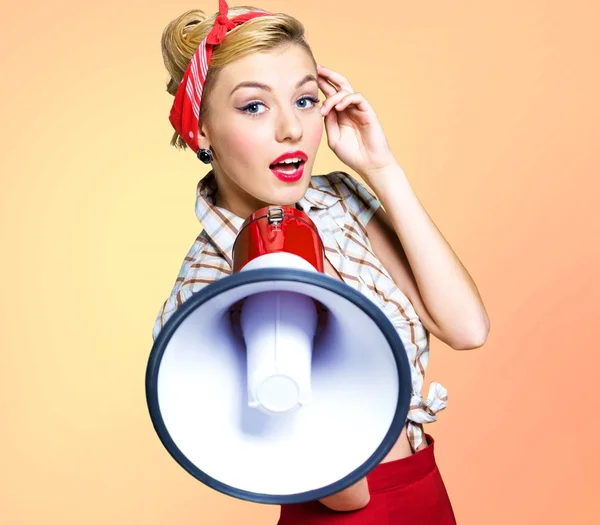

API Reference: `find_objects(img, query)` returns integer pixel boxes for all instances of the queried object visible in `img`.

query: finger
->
[317,65,354,93]
[317,75,337,97]
[317,65,353,91]
[320,89,352,116]
[324,103,340,145]
[332,92,370,113]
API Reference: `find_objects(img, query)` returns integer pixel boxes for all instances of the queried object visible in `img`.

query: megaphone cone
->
[146,206,412,504]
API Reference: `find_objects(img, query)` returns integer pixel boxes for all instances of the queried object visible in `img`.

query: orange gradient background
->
[1,1,598,523]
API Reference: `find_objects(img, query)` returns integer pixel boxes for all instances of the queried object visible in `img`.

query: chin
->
[263,180,309,204]
[277,185,310,205]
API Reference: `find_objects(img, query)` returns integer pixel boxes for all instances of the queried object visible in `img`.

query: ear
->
[197,119,211,150]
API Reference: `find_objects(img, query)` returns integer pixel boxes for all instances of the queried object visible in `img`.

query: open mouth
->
[269,152,308,181]
[269,160,304,173]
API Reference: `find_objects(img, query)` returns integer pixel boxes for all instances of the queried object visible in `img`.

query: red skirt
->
[277,435,457,525]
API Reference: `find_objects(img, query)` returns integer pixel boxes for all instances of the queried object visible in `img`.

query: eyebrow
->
[229,74,317,97]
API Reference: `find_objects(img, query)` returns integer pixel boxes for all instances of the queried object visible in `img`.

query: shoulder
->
[152,231,229,341]
[175,231,230,291]
[311,171,377,200]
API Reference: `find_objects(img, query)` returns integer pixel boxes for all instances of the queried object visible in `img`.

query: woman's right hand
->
[318,477,370,512]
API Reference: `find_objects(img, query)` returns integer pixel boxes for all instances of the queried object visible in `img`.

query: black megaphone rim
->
[145,267,412,505]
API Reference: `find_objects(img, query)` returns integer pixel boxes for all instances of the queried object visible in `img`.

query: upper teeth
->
[280,157,302,164]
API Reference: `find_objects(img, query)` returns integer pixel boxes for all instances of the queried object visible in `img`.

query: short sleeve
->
[152,286,194,342]
[332,171,382,230]
[151,235,230,342]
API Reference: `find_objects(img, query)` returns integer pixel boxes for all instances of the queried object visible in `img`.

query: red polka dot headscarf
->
[168,0,272,159]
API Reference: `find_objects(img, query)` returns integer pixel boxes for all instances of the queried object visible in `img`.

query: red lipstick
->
[269,151,308,183]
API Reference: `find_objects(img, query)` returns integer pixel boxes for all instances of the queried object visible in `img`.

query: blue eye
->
[296,96,320,108]
[240,101,266,115]
[238,96,320,117]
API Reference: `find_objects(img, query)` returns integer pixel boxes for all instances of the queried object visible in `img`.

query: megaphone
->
[146,205,412,504]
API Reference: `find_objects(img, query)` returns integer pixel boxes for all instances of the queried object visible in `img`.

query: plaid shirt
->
[152,170,447,452]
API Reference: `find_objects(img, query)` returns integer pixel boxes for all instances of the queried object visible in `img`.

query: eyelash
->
[238,96,320,117]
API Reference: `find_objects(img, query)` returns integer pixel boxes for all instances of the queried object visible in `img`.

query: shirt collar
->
[195,170,342,265]
[298,174,343,211]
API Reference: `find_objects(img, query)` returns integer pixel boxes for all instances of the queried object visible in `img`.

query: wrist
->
[361,162,407,194]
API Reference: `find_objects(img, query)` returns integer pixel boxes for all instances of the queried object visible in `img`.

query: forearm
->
[364,163,490,347]
[318,476,370,511]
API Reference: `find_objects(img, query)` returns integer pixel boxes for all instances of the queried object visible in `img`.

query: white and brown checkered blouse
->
[152,170,448,452]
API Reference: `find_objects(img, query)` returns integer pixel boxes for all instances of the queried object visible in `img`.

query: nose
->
[275,105,303,143]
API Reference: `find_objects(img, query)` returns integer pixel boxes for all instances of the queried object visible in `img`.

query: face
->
[198,44,324,219]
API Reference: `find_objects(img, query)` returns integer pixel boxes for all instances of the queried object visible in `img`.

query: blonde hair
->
[161,6,316,150]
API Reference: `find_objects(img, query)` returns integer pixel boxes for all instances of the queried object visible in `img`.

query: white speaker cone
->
[147,268,411,504]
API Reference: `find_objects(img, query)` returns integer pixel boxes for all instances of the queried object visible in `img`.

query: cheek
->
[217,114,323,164]
[221,127,260,163]
[307,118,324,151]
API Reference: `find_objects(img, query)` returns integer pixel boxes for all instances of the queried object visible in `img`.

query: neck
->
[212,170,270,220]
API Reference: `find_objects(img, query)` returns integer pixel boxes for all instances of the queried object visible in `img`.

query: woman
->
[154,1,490,523]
